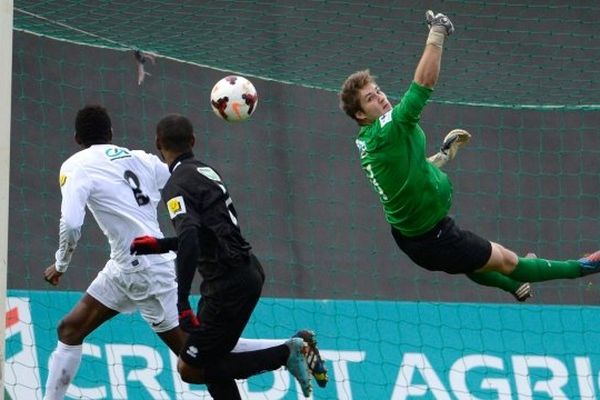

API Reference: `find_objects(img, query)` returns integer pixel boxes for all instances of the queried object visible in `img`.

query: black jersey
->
[162,152,251,307]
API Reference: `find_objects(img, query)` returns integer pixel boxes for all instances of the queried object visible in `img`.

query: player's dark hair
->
[339,69,376,124]
[75,105,112,147]
[156,114,194,152]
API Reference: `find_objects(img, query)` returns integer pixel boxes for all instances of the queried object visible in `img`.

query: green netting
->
[9,0,600,303]
[14,0,600,108]
[8,1,600,398]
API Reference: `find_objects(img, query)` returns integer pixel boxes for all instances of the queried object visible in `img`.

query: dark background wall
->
[9,1,600,305]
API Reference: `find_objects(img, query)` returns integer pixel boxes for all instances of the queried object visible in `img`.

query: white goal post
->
[0,2,14,400]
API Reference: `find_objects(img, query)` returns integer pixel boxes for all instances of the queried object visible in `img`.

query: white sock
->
[43,341,83,400]
[231,338,286,353]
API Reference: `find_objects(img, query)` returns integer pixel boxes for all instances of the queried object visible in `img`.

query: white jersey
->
[54,144,175,272]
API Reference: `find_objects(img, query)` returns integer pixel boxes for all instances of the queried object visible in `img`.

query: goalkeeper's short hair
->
[339,69,376,124]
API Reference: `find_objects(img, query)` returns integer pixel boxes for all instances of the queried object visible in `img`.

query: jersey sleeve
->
[163,183,200,311]
[391,81,433,128]
[130,150,170,190]
[54,160,92,272]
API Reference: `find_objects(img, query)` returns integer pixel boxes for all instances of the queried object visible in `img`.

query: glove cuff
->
[427,151,449,168]
[427,30,445,48]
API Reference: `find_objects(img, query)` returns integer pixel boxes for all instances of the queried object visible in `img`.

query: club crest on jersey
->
[167,196,187,219]
[59,174,67,187]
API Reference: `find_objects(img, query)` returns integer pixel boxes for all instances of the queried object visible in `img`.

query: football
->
[210,75,258,122]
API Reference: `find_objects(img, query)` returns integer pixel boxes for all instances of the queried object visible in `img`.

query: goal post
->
[0,2,13,399]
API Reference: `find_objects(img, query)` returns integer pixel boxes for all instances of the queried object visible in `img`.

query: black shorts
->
[180,253,266,367]
[391,216,492,274]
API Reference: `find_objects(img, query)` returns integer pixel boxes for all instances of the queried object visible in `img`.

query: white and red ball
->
[210,75,258,122]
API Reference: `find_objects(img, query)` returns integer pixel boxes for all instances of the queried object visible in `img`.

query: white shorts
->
[87,258,178,333]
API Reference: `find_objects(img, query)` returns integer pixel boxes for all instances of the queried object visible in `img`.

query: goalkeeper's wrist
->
[426,30,445,49]
[427,151,449,168]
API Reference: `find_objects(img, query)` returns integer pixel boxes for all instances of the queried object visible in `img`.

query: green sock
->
[467,271,522,294]
[508,257,581,282]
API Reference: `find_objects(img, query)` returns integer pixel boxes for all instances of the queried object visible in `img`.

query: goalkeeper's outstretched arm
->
[414,10,454,89]
[428,129,471,168]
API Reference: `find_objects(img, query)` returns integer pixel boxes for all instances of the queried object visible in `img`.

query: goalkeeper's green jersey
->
[355,81,453,237]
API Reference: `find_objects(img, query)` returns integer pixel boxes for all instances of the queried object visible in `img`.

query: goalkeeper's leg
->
[481,242,584,282]
[466,271,532,302]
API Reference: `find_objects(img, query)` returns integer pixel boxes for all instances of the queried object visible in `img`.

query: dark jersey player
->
[130,114,327,399]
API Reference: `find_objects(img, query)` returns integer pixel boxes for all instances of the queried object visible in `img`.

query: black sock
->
[205,344,289,381]
[207,380,241,400]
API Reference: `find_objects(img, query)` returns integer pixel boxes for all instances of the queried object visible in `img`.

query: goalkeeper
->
[338,10,600,301]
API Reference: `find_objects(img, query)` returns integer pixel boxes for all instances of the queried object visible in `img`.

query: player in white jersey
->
[43,105,327,399]
[42,105,184,400]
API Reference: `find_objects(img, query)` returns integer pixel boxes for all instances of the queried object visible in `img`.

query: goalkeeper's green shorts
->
[391,216,492,274]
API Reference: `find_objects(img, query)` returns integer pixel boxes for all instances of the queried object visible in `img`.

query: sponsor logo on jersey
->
[167,196,187,219]
[105,147,132,161]
[59,174,67,187]
[378,109,392,127]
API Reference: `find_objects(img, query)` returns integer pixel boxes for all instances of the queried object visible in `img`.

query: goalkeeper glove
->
[427,129,471,168]
[441,128,471,159]
[425,10,455,48]
[426,10,455,35]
